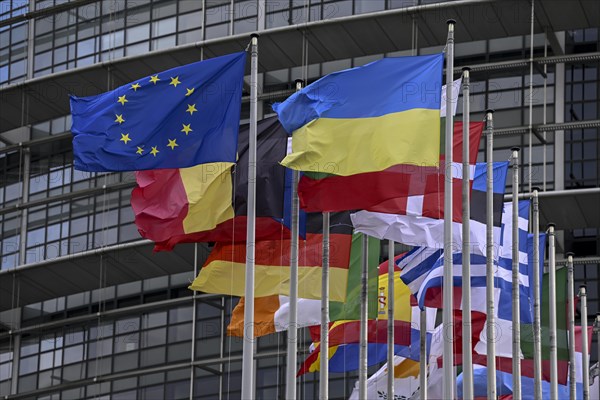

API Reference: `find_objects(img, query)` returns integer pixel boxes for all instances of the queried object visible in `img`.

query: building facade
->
[0,0,599,398]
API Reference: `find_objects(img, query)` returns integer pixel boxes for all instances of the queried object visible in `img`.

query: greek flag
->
[398,201,545,322]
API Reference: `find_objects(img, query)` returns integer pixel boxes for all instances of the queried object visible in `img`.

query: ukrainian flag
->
[274,53,444,176]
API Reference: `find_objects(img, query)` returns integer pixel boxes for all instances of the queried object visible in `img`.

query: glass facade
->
[1,0,599,398]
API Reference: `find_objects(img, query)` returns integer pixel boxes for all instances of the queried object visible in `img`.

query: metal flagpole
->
[532,188,543,399]
[420,308,428,400]
[485,109,497,400]
[443,19,456,400]
[387,239,395,399]
[286,79,303,400]
[528,0,535,194]
[241,33,259,400]
[320,211,330,400]
[580,284,590,400]
[461,67,474,400]
[548,223,559,399]
[511,147,522,399]
[359,234,370,398]
[567,252,577,400]
[597,313,600,400]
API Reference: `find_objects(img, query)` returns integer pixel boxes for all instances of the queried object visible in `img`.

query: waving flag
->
[275,54,444,176]
[71,52,246,171]
[295,79,475,216]
[189,213,354,301]
[226,233,380,337]
[131,117,289,251]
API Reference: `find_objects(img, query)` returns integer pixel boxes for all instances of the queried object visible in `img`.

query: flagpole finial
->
[532,186,541,192]
[547,222,556,230]
[462,66,471,72]
[250,33,260,39]
[566,252,575,258]
[485,109,494,114]
[511,147,521,153]
[294,79,304,86]
[447,19,456,25]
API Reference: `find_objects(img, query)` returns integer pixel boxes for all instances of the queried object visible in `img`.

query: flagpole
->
[596,312,600,400]
[320,211,330,400]
[485,109,497,400]
[359,233,369,399]
[580,284,590,400]
[420,308,428,400]
[567,252,577,400]
[511,147,522,399]
[532,187,543,399]
[286,79,302,400]
[461,66,474,400]
[241,33,259,400]
[387,239,395,400]
[548,222,559,399]
[442,19,456,400]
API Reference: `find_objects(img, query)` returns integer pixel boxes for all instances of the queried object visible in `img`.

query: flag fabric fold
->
[131,117,289,251]
[376,161,507,272]
[297,121,484,214]
[71,52,247,171]
[189,213,354,301]
[226,233,380,337]
[274,54,444,176]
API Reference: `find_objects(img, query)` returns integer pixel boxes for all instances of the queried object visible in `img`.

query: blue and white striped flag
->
[397,200,542,317]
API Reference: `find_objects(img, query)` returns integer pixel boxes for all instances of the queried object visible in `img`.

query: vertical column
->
[461,67,474,400]
[420,309,428,400]
[548,223,558,398]
[241,33,259,400]
[485,110,497,400]
[442,19,456,400]
[9,309,22,396]
[580,285,590,400]
[567,252,577,400]
[18,147,31,265]
[359,234,369,399]
[319,212,330,400]
[511,147,522,399]
[553,32,566,192]
[189,244,199,400]
[387,239,395,400]
[286,79,302,400]
[532,188,543,398]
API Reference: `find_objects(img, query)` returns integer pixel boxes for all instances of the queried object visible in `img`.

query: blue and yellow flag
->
[70,52,246,172]
[274,54,443,176]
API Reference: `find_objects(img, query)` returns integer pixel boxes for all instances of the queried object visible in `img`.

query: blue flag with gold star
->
[70,51,247,171]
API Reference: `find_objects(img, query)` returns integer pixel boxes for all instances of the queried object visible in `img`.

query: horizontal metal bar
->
[0,181,136,216]
[0,292,220,339]
[0,239,151,277]
[504,187,600,201]
[495,119,600,137]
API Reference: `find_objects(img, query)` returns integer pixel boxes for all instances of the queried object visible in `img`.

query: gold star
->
[167,139,178,150]
[186,104,197,115]
[169,76,181,87]
[136,146,144,155]
[181,124,193,135]
[149,75,160,84]
[117,95,128,105]
[115,114,125,124]
[150,146,159,157]
[131,83,141,91]
[185,88,194,97]
[120,133,131,144]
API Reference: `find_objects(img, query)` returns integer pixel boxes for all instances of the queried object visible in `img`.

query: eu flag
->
[70,52,247,172]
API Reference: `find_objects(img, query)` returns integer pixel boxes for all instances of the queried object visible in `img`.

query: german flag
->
[189,212,354,301]
[131,117,289,251]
